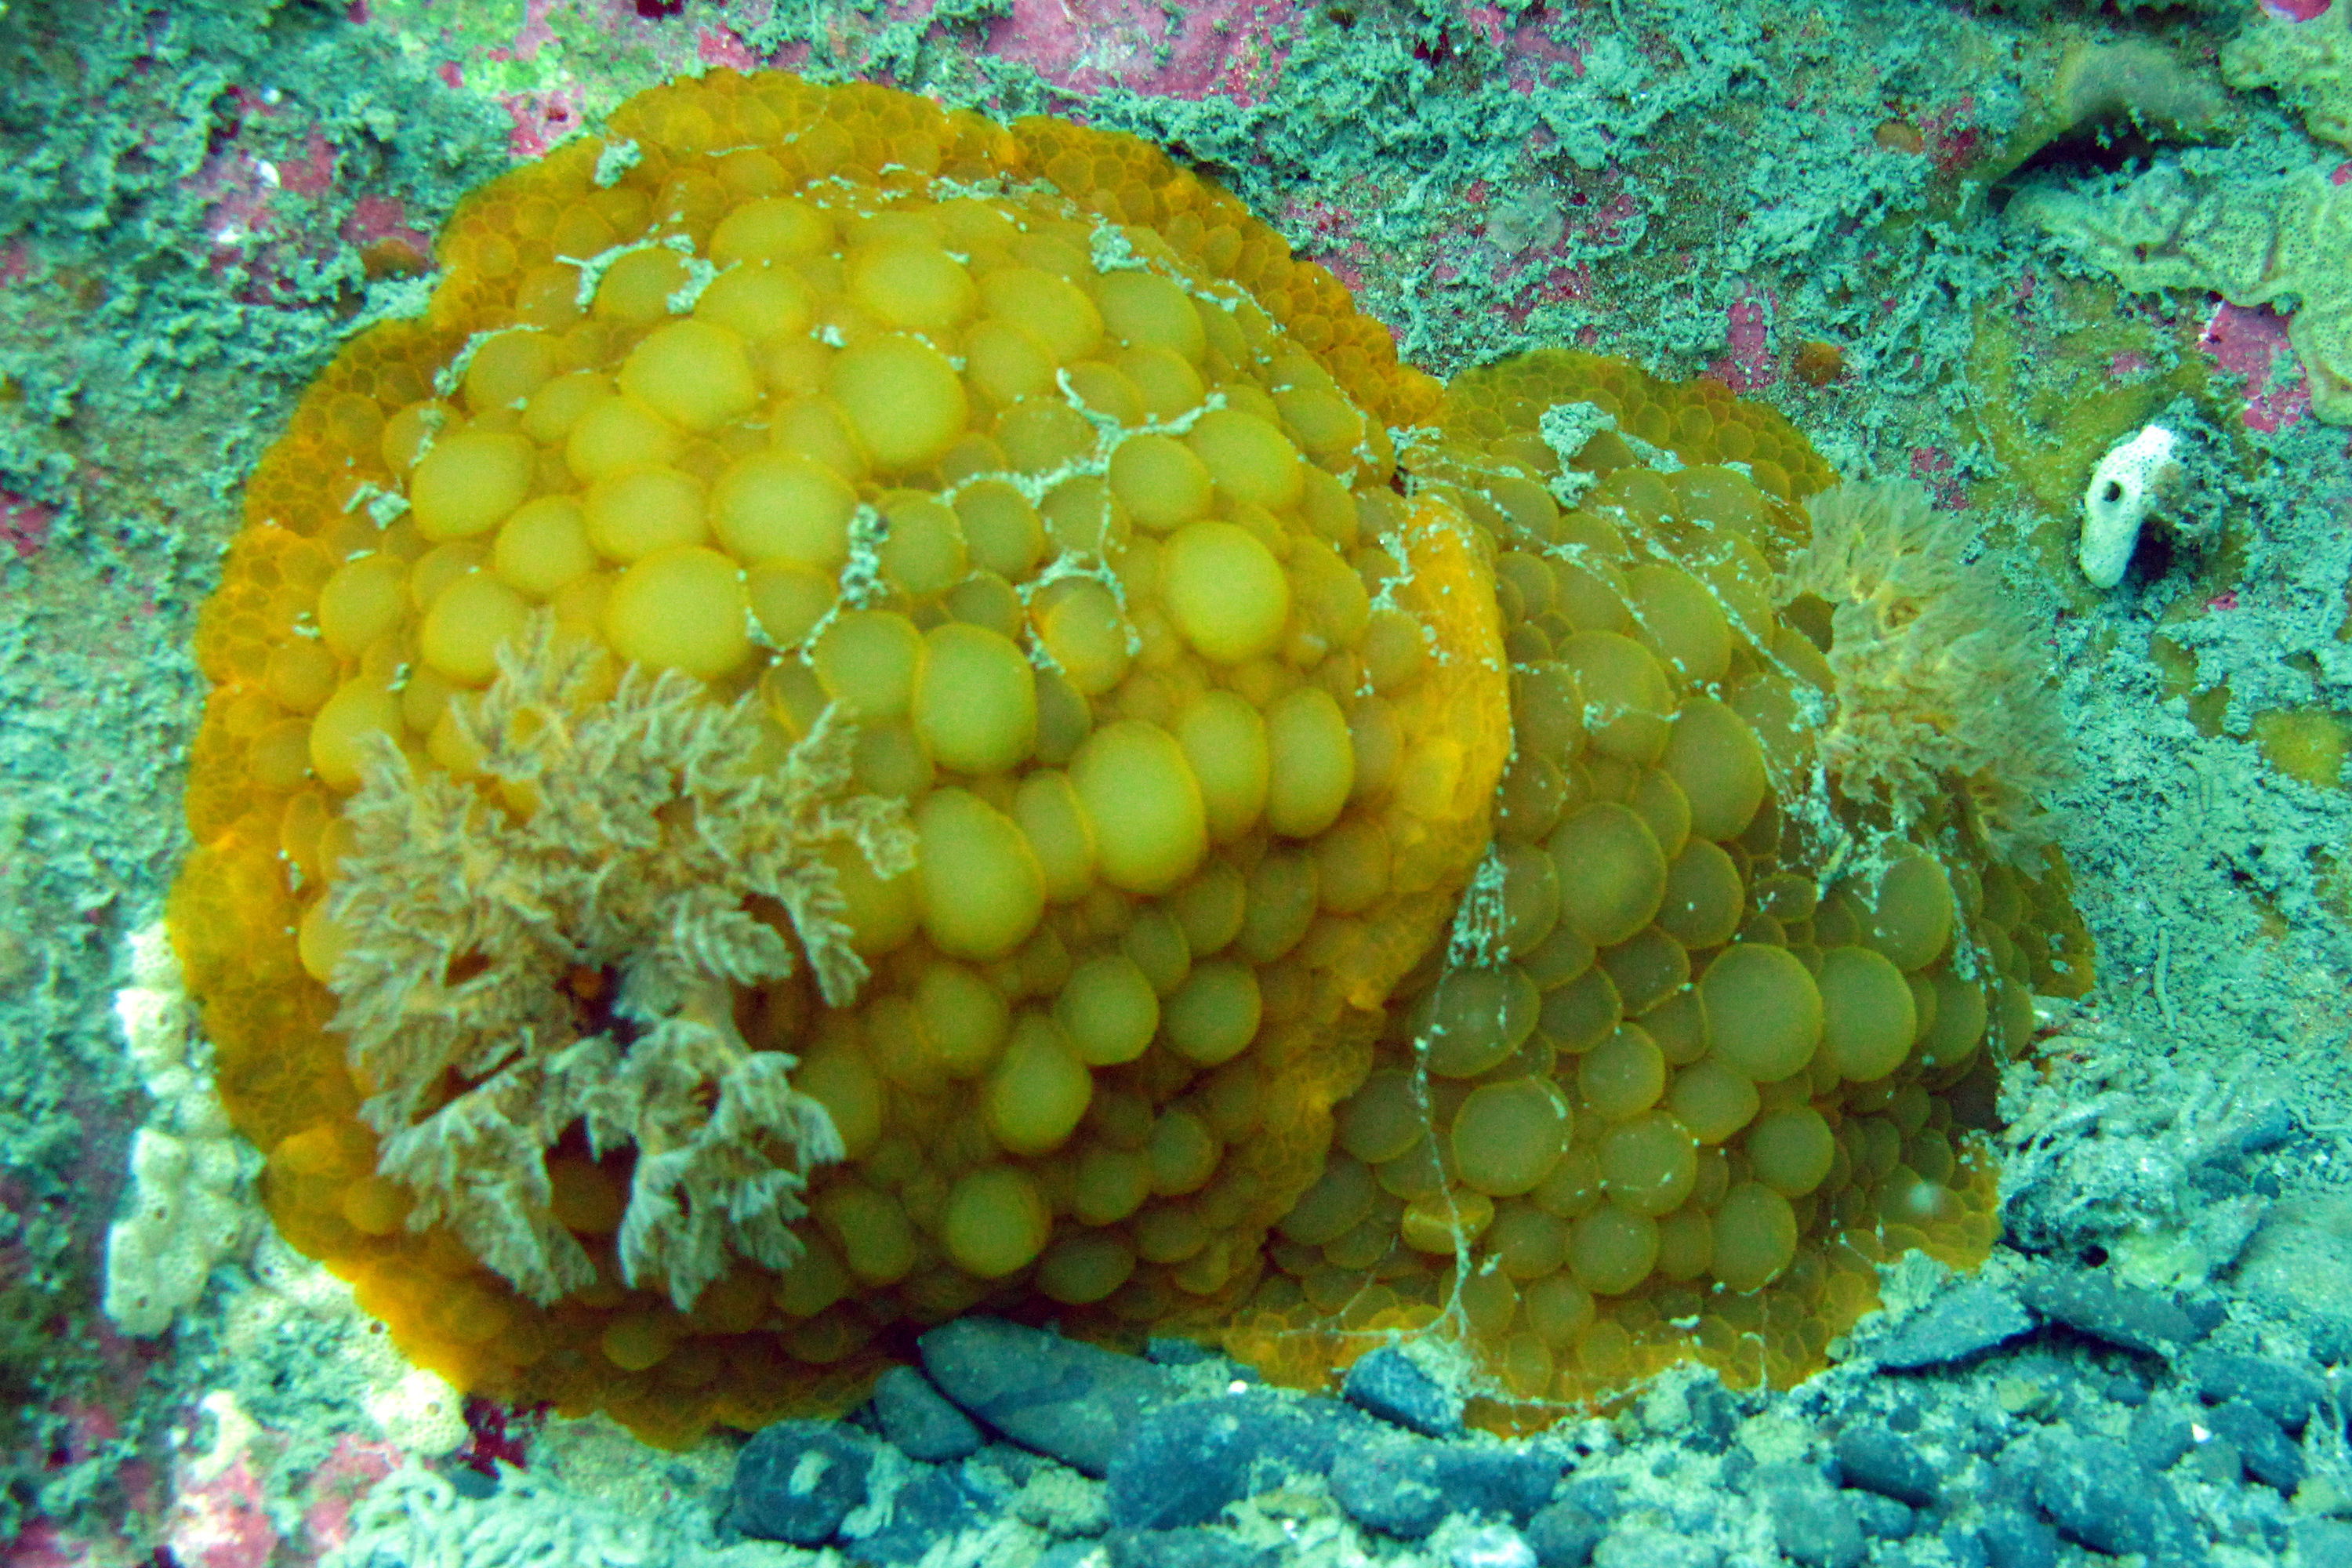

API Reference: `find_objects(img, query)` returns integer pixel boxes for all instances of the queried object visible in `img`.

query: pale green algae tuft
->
[2223,0,2352,152]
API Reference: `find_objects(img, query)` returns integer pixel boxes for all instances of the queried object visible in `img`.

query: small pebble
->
[1436,1446,1564,1524]
[2190,1164,2249,1200]
[1833,1424,1940,1508]
[1105,1392,1358,1530]
[2019,1270,2206,1359]
[2030,1436,2203,1563]
[1681,1380,1740,1452]
[1762,1483,1864,1568]
[2202,1398,2304,1493]
[1976,1507,2058,1568]
[1342,1345,1465,1437]
[726,1420,877,1547]
[1558,1478,1624,1520]
[2126,1402,2194,1472]
[967,1439,1045,1488]
[2232,1102,2296,1154]
[445,1467,498,1501]
[2103,1373,2150,1407]
[920,1317,1177,1476]
[1869,1282,2034,1369]
[1330,1437,1448,1539]
[2181,1347,2324,1432]
[1524,1502,1602,1568]
[1847,1493,1913,1541]
[873,1365,984,1463]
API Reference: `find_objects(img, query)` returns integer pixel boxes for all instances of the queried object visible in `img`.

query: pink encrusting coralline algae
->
[984,0,1300,102]
[0,494,54,561]
[2201,301,2315,435]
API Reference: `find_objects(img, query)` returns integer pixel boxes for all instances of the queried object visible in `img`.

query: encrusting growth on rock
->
[325,615,913,1309]
[1778,481,2069,866]
[2011,161,2352,426]
[2223,0,2352,152]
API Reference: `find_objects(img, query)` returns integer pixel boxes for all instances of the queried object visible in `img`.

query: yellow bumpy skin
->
[172,71,1507,1445]
[1236,350,2092,1423]
[173,74,2092,1446]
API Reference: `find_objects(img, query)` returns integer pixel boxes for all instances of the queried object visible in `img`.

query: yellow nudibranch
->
[171,69,2091,1447]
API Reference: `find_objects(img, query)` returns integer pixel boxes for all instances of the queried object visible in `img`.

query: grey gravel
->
[2018,1270,2209,1359]
[1434,1445,1564,1524]
[1868,1281,2037,1369]
[2029,1436,2205,1564]
[2202,1398,2305,1493]
[1832,1424,1940,1507]
[2128,1401,2197,1472]
[1846,1492,1915,1540]
[2182,1346,2325,1432]
[2292,1519,2352,1568]
[1342,1345,1465,1437]
[920,1316,1178,1476]
[1524,1502,1603,1568]
[1105,1391,1359,1530]
[1764,1483,1864,1568]
[724,1420,877,1547]
[1330,1436,1449,1539]
[1976,1508,2059,1568]
[872,1365,985,1463]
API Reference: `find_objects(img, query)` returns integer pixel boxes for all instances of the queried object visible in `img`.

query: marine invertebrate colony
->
[2012,159,2352,426]
[326,629,911,1311]
[2223,0,2352,152]
[2074,424,2184,590]
[169,70,2089,1445]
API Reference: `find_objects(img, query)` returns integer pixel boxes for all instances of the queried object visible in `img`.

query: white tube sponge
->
[2079,424,2183,590]
[102,924,259,1336]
